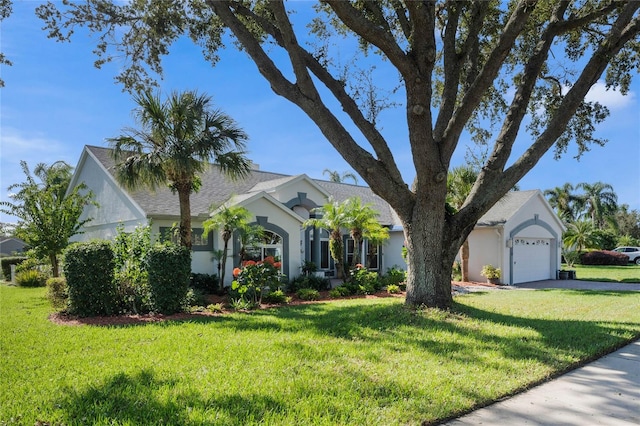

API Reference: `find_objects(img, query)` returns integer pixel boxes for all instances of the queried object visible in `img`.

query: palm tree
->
[544,183,579,223]
[577,182,618,229]
[203,204,251,291]
[108,90,250,249]
[563,220,597,252]
[343,197,381,268]
[323,169,359,185]
[304,198,350,280]
[446,166,478,282]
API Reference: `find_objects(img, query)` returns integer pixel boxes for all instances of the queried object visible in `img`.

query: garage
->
[512,237,552,283]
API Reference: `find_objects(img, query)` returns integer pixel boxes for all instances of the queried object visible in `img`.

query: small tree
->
[304,198,349,280]
[0,161,95,277]
[203,204,252,291]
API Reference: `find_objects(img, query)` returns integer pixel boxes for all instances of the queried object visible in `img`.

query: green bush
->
[347,266,381,294]
[113,224,152,314]
[329,286,350,298]
[15,269,47,287]
[64,241,117,317]
[146,244,191,314]
[297,288,320,301]
[382,266,406,287]
[46,277,68,310]
[386,284,401,294]
[184,287,207,309]
[287,274,330,293]
[264,289,290,304]
[1,256,27,280]
[190,273,219,294]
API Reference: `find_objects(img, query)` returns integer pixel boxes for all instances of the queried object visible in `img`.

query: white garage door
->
[512,237,552,283]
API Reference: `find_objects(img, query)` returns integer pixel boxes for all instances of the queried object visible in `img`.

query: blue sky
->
[1,2,639,224]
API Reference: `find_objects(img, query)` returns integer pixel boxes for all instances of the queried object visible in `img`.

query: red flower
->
[273,262,282,269]
[242,260,257,267]
[356,263,364,269]
[263,256,276,265]
[233,267,242,277]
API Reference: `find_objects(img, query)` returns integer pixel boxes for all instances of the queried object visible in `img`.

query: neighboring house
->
[68,145,406,286]
[0,237,26,256]
[68,145,562,286]
[467,190,565,285]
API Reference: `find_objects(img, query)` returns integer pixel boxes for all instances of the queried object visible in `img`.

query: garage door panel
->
[513,238,551,283]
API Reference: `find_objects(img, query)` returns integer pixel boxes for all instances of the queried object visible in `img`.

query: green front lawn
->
[569,264,640,283]
[2,285,640,425]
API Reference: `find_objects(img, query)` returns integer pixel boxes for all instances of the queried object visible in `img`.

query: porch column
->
[313,226,321,267]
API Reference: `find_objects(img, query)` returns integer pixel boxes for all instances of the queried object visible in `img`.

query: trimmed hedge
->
[46,277,68,310]
[580,250,629,266]
[146,244,191,314]
[1,256,27,280]
[64,241,117,317]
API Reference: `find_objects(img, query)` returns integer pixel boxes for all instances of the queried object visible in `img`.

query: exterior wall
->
[468,227,504,283]
[269,181,327,207]
[151,219,213,275]
[383,231,407,272]
[71,153,147,242]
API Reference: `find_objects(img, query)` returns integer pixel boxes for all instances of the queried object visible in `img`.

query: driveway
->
[514,279,640,291]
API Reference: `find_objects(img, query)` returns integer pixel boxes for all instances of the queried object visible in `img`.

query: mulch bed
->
[49,281,501,327]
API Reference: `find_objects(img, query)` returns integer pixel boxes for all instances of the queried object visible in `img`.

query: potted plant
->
[480,264,501,284]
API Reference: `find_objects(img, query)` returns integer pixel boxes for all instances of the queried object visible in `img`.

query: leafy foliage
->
[108,90,250,249]
[64,241,117,317]
[0,161,96,277]
[112,223,153,314]
[14,269,47,287]
[46,277,68,310]
[0,256,26,281]
[296,288,320,301]
[146,244,191,314]
[231,257,286,306]
[287,274,330,293]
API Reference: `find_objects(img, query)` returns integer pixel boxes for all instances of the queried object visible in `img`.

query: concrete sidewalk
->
[442,339,640,425]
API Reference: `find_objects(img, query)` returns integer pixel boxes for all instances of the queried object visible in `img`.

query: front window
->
[310,238,330,269]
[244,230,283,270]
[159,227,212,251]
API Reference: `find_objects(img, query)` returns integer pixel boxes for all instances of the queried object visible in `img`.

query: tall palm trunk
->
[351,229,363,267]
[330,230,344,280]
[219,233,231,292]
[176,184,192,250]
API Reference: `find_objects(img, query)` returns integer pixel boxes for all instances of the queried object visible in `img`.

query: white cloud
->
[585,80,636,110]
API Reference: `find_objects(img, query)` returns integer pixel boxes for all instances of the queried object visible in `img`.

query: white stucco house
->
[69,145,407,286]
[467,190,565,285]
[68,145,563,286]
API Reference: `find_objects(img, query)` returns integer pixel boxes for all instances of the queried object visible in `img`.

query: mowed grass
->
[2,285,640,425]
[571,264,640,283]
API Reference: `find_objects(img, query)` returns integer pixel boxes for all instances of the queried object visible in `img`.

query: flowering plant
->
[231,256,286,307]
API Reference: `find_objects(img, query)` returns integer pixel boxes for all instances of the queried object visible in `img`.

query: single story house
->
[0,237,27,256]
[68,145,563,286]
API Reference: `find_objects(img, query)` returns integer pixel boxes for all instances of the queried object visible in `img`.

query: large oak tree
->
[36,0,640,308]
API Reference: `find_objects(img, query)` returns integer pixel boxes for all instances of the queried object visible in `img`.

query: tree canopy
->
[0,161,96,276]
[108,90,251,249]
[35,1,640,308]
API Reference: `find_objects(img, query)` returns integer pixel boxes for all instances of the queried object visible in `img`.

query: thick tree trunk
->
[220,238,230,292]
[403,197,458,309]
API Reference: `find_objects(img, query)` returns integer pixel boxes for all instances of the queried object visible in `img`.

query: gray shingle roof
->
[86,145,399,225]
[476,190,539,226]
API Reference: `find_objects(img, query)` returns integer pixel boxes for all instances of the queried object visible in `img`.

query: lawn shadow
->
[58,369,285,424]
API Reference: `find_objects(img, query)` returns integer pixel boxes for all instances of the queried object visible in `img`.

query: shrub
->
[287,275,330,293]
[1,256,27,280]
[231,257,286,305]
[64,241,117,317]
[347,265,381,294]
[190,273,219,294]
[230,297,257,311]
[297,288,320,301]
[207,303,224,313]
[386,284,401,294]
[146,244,191,315]
[184,287,208,309]
[46,277,68,310]
[580,250,629,266]
[15,269,47,287]
[382,266,406,287]
[113,224,152,314]
[330,285,351,298]
[264,289,290,304]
